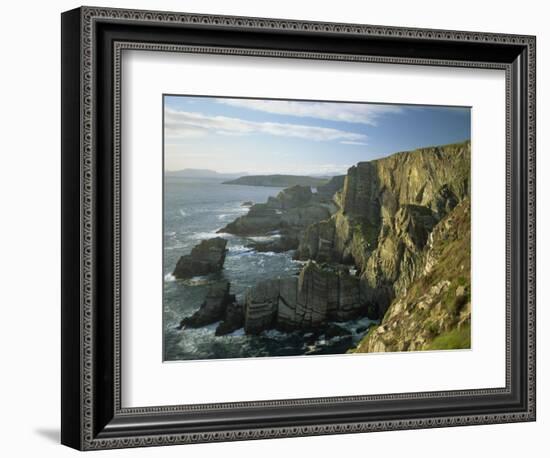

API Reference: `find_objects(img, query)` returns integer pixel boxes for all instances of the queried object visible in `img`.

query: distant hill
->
[222,175,330,188]
[165,169,247,179]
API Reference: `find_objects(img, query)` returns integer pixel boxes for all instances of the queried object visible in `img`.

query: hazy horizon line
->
[164,138,471,176]
[165,169,345,176]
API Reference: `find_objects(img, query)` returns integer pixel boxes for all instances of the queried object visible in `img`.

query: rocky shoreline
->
[172,140,472,354]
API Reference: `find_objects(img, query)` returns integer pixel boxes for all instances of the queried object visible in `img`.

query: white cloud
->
[341,140,368,146]
[164,108,367,143]
[165,125,208,139]
[217,99,402,125]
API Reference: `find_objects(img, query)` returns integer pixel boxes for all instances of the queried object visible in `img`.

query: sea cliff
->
[177,140,472,352]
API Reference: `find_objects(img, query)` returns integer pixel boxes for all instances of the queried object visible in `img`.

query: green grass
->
[426,323,470,350]
[425,320,439,336]
[442,281,469,315]
[353,221,380,250]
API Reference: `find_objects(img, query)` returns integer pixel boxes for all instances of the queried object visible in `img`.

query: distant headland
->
[222,174,330,188]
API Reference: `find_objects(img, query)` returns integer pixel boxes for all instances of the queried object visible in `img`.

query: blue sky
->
[164,95,470,175]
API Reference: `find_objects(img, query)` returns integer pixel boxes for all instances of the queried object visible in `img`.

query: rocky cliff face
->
[351,197,471,352]
[295,141,470,316]
[243,261,366,334]
[177,141,471,350]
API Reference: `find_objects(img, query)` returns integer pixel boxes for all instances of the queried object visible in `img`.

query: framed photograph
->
[61,6,536,450]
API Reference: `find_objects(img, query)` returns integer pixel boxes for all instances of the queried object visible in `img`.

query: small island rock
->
[173,237,228,279]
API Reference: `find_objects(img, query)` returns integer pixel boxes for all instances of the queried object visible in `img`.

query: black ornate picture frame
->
[61,6,536,450]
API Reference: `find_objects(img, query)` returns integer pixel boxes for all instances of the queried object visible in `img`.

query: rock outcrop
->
[220,185,333,236]
[179,281,235,328]
[295,141,470,316]
[316,175,345,201]
[351,198,471,352]
[173,237,228,279]
[242,261,369,334]
[219,185,337,253]
[215,302,245,336]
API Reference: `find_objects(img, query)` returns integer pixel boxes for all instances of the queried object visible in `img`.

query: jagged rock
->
[277,185,313,208]
[431,184,459,219]
[243,262,367,334]
[215,302,244,336]
[179,281,234,328]
[221,202,282,235]
[219,185,334,253]
[241,201,254,207]
[173,237,228,279]
[294,219,336,261]
[316,175,345,201]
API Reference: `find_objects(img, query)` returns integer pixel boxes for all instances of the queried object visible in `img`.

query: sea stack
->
[173,237,228,279]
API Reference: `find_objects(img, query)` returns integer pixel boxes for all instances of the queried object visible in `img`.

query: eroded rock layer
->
[243,262,369,334]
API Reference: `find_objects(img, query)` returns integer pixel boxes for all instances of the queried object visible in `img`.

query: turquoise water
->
[163,176,374,361]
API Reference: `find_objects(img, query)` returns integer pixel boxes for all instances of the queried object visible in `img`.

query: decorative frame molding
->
[61,6,536,450]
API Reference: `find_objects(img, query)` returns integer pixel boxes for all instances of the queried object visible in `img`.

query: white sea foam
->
[228,244,253,255]
[205,321,222,331]
[189,231,223,240]
[164,244,188,251]
[179,209,187,217]
[164,273,176,282]
[215,231,234,239]
[184,276,211,286]
[248,234,282,242]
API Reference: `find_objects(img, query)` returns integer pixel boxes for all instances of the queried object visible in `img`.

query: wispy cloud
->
[341,140,368,146]
[164,108,367,143]
[217,99,402,125]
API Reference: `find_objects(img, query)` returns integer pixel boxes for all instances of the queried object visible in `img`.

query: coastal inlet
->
[163,175,375,361]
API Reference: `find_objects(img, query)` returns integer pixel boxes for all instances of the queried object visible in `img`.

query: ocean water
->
[163,176,374,361]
